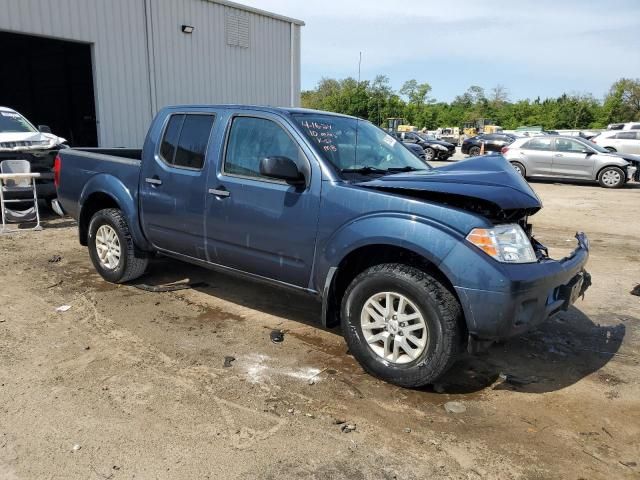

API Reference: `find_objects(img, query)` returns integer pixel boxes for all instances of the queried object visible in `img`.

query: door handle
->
[209,188,230,198]
[554,154,563,157]
[145,177,162,185]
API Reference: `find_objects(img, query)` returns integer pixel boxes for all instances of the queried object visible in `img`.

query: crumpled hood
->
[611,151,640,166]
[0,131,66,151]
[356,154,542,212]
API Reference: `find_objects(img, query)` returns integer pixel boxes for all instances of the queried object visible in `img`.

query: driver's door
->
[551,138,595,179]
[204,112,321,288]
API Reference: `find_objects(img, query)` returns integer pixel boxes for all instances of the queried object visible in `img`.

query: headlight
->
[466,223,536,263]
[433,144,447,151]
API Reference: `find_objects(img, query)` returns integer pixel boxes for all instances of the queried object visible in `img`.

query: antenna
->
[357,51,362,84]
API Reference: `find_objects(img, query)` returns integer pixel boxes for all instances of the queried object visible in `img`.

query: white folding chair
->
[0,159,42,233]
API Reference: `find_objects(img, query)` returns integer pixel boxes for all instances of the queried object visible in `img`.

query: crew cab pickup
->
[55,105,591,388]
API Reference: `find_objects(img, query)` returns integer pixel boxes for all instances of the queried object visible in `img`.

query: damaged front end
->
[357,155,592,351]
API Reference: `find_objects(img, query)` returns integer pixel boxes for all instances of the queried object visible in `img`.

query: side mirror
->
[581,149,594,155]
[259,156,305,185]
[38,125,52,134]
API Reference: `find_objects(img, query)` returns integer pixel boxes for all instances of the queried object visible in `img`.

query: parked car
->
[502,135,639,188]
[55,105,591,388]
[393,131,456,161]
[607,122,640,131]
[0,106,67,207]
[461,133,516,156]
[591,130,640,154]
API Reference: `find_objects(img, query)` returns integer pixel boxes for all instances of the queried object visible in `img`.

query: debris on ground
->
[433,383,446,393]
[403,428,412,433]
[498,372,539,386]
[55,305,71,313]
[333,418,346,425]
[71,444,81,452]
[133,281,208,293]
[270,329,284,343]
[631,284,640,297]
[341,424,356,433]
[48,255,62,263]
[223,356,235,368]
[287,408,294,414]
[444,401,466,414]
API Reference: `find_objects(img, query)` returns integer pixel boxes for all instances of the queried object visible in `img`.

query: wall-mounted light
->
[181,24,195,34]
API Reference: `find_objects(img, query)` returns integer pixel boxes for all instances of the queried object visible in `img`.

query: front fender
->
[313,213,462,293]
[79,174,150,250]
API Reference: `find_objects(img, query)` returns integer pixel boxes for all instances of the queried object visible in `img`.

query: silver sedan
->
[501,136,638,188]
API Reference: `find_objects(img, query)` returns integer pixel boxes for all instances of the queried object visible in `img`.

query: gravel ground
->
[0,176,639,479]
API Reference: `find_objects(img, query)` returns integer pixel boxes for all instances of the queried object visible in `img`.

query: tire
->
[597,166,625,188]
[424,147,435,161]
[510,161,526,178]
[87,208,148,283]
[469,146,481,156]
[341,263,462,388]
[604,146,617,153]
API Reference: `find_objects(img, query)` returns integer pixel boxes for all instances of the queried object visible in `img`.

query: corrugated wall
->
[0,0,152,147]
[0,0,301,147]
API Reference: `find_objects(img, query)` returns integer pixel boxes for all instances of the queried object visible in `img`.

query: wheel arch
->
[321,243,467,343]
[78,175,150,250]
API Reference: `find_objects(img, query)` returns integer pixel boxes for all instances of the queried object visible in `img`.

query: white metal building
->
[0,0,303,147]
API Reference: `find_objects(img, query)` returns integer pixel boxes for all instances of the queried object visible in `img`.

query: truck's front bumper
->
[455,232,591,344]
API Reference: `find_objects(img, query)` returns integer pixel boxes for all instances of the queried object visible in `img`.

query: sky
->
[240,0,640,102]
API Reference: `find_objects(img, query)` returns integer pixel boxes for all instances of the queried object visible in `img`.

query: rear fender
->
[79,174,150,250]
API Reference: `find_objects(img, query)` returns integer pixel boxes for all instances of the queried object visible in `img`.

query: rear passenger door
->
[204,111,321,288]
[140,112,216,259]
[519,137,553,176]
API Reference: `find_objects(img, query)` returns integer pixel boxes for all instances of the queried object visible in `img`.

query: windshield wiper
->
[386,166,423,172]
[341,166,389,174]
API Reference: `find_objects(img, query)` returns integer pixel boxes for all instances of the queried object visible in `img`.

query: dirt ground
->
[0,178,639,479]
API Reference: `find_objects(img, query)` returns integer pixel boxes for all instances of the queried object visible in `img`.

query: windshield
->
[0,110,37,133]
[292,114,429,175]
[585,138,611,154]
[416,133,437,141]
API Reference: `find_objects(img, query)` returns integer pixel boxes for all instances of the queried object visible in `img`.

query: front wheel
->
[424,147,435,161]
[604,146,617,153]
[88,208,148,283]
[598,166,625,188]
[468,146,481,156]
[341,264,462,388]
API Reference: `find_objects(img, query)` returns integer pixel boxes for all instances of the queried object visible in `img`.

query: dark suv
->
[394,131,456,161]
[462,133,516,156]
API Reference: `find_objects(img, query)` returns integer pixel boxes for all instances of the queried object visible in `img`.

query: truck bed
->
[56,147,143,220]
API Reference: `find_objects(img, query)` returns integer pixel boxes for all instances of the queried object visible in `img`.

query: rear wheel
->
[88,208,148,283]
[469,146,481,156]
[597,166,625,188]
[510,161,526,177]
[341,264,462,388]
[424,147,435,161]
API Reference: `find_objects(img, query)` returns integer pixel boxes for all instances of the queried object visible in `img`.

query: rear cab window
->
[159,113,216,169]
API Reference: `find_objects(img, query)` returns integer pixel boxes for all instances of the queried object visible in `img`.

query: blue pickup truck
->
[55,105,591,387]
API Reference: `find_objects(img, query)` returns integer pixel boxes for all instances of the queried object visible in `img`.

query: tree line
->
[301,76,640,130]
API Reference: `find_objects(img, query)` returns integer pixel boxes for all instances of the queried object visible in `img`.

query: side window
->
[616,132,636,140]
[159,113,215,169]
[555,138,587,152]
[224,116,305,180]
[173,115,216,169]
[630,125,640,130]
[522,137,551,150]
[160,114,184,163]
